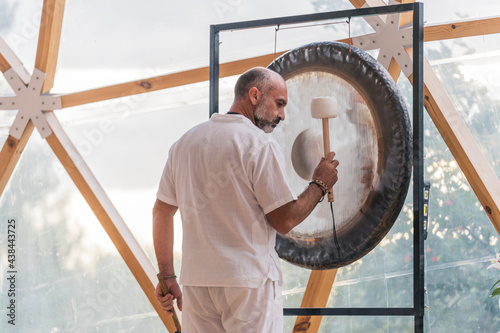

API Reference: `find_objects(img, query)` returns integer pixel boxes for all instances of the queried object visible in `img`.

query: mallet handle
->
[322,118,334,202]
[157,273,182,333]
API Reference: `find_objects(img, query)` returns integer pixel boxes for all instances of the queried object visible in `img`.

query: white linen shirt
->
[157,113,297,288]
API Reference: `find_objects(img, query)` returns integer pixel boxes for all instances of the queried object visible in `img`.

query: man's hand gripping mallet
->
[311,97,339,202]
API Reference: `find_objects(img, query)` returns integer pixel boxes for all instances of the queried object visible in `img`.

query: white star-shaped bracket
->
[0,67,61,139]
[352,0,413,77]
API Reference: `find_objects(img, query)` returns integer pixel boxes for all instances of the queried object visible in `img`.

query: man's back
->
[157,113,296,288]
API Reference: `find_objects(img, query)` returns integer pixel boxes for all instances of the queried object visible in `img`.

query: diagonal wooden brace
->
[44,112,179,332]
[418,60,500,230]
[293,270,338,333]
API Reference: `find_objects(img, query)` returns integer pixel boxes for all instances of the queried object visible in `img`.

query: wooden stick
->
[157,274,182,333]
[321,119,334,202]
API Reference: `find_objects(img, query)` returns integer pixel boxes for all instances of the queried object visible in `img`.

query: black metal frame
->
[209,3,424,332]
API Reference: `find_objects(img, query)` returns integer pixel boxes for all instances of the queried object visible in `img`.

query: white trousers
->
[182,279,283,333]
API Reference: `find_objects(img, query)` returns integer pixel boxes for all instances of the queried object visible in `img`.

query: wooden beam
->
[60,53,285,108]
[0,53,11,73]
[59,16,500,109]
[425,17,500,42]
[61,67,209,108]
[35,0,66,93]
[421,61,500,230]
[0,122,35,197]
[349,0,366,8]
[44,112,178,332]
[397,0,414,27]
[387,57,402,82]
[219,53,283,77]
[293,269,338,333]
[414,60,500,232]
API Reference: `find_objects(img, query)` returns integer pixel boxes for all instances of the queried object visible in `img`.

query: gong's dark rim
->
[268,41,412,270]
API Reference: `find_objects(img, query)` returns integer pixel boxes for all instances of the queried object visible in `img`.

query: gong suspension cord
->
[274,19,351,60]
[274,25,280,60]
[347,17,352,52]
[330,201,341,252]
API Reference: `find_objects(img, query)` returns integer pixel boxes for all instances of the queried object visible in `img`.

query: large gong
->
[268,42,412,270]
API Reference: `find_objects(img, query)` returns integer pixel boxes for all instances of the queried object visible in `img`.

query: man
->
[153,67,339,332]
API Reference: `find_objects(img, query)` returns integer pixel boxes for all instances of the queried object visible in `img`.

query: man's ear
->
[248,87,261,106]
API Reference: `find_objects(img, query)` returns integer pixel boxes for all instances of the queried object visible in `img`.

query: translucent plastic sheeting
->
[0,75,16,137]
[425,261,498,332]
[0,74,12,95]
[422,0,500,24]
[0,112,16,137]
[0,135,164,331]
[56,94,210,266]
[425,38,500,178]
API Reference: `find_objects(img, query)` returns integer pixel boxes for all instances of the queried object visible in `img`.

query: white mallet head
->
[311,97,339,119]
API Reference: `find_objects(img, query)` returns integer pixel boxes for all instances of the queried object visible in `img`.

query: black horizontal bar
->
[284,307,415,316]
[212,3,415,32]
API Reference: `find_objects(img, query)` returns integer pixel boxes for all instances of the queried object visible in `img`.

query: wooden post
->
[293,270,338,333]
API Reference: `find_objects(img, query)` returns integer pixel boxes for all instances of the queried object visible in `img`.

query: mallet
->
[157,273,182,333]
[311,97,339,202]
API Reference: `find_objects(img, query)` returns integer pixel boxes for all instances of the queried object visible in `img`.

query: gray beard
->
[254,103,280,133]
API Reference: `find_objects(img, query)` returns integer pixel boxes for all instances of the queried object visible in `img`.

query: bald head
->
[234,67,283,101]
[229,67,287,133]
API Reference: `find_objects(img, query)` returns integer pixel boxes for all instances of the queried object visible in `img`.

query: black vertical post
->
[209,25,220,116]
[412,2,425,333]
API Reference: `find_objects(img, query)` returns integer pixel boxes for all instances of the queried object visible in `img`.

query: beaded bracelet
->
[309,179,328,202]
[159,274,177,280]
[309,179,328,194]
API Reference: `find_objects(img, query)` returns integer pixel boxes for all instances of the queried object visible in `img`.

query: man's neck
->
[227,104,255,125]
